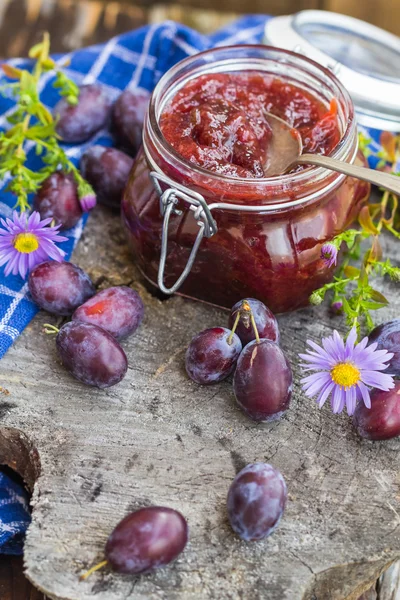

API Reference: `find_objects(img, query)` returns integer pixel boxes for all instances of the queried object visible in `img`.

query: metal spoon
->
[264,113,400,195]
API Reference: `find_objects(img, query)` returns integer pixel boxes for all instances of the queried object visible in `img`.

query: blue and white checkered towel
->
[0,471,31,555]
[0,16,270,360]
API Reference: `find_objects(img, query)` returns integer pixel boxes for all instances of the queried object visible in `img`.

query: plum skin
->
[227,463,287,541]
[56,321,128,388]
[185,327,242,384]
[28,261,95,315]
[228,298,279,346]
[353,383,400,441]
[233,339,292,421]
[105,507,188,574]
[54,84,111,143]
[72,286,144,340]
[111,89,150,156]
[33,171,82,230]
[369,319,400,378]
[80,145,134,208]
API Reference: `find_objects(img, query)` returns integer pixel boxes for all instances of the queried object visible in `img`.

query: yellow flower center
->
[13,232,39,254]
[330,362,361,389]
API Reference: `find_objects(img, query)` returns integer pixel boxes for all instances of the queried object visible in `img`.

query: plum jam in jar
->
[122,45,370,313]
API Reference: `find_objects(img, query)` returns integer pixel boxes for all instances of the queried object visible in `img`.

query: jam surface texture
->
[160,73,340,179]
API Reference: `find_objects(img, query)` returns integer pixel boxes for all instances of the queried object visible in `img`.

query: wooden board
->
[0,206,400,600]
[325,0,400,37]
[0,556,47,600]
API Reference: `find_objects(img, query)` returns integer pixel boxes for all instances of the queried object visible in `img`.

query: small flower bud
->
[331,301,343,315]
[79,192,97,212]
[321,243,338,268]
[390,269,400,283]
[309,291,323,306]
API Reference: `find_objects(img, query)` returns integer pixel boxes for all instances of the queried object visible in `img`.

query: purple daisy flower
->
[0,211,68,279]
[300,327,395,415]
[321,242,338,268]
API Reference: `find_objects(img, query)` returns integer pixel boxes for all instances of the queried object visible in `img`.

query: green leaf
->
[28,42,44,59]
[362,301,387,310]
[369,236,383,262]
[358,206,379,235]
[358,264,369,288]
[26,122,55,139]
[19,71,37,98]
[342,297,356,318]
[343,265,360,279]
[34,104,53,125]
[369,289,389,305]
[1,64,22,79]
[41,58,55,71]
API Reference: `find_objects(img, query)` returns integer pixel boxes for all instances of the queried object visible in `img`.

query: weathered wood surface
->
[1,0,400,60]
[0,556,47,600]
[378,562,400,599]
[0,206,400,600]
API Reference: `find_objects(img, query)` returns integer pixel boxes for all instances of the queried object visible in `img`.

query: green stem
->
[383,222,400,239]
[227,310,240,345]
[249,311,260,344]
[241,300,260,344]
[80,560,108,581]
[43,323,60,335]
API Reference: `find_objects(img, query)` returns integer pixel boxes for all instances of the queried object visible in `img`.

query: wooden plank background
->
[0,0,398,59]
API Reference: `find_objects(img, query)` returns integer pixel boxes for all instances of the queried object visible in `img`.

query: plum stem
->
[43,323,60,335]
[227,310,241,345]
[242,301,260,344]
[80,560,108,581]
[249,312,260,344]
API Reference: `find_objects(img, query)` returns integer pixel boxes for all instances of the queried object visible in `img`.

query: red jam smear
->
[160,73,341,179]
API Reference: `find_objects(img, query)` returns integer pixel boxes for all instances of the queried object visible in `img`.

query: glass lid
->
[294,18,400,82]
[265,11,400,130]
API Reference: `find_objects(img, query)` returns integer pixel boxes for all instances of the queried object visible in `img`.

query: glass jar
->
[122,45,370,313]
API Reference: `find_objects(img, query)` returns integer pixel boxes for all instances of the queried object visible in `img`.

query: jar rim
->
[147,44,357,195]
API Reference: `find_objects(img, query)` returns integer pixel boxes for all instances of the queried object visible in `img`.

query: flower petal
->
[356,381,371,409]
[361,370,395,390]
[322,335,342,362]
[316,381,335,408]
[303,373,332,397]
[332,330,346,360]
[345,327,358,356]
[345,385,357,416]
[331,385,345,413]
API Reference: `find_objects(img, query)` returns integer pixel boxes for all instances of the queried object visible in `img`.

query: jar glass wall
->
[122,45,370,313]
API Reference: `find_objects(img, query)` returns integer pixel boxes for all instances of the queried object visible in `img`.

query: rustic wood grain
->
[0,0,147,58]
[378,561,400,599]
[0,205,399,600]
[148,0,319,15]
[325,0,400,37]
[0,0,399,59]
[0,556,47,600]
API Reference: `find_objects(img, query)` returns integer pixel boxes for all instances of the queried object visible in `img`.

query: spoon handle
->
[298,153,400,196]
